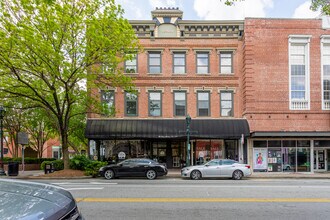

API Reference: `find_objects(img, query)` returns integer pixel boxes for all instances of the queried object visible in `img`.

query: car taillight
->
[245,165,251,169]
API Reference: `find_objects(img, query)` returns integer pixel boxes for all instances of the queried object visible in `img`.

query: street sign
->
[17,132,29,145]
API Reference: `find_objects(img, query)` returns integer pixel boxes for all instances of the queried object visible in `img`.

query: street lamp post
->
[186,115,191,167]
[0,106,7,176]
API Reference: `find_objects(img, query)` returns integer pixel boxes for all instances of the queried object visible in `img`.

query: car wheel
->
[146,170,157,180]
[190,170,202,180]
[232,170,243,180]
[104,169,115,180]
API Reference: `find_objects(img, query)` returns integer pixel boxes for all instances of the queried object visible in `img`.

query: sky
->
[115,0,321,20]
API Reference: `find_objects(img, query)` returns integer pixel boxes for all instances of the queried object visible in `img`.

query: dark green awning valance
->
[85,119,250,140]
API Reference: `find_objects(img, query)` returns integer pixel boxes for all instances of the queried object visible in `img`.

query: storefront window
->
[283,147,296,172]
[196,140,211,164]
[268,147,282,172]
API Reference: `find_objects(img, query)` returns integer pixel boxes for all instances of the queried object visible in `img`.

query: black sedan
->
[0,179,83,220]
[99,158,168,180]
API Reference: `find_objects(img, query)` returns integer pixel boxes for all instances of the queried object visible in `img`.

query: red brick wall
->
[244,18,330,132]
[88,38,245,119]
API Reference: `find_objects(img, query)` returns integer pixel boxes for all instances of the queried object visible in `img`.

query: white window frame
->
[289,35,311,110]
[321,35,330,110]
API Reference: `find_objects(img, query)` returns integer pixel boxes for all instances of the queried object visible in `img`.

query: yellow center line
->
[75,198,330,203]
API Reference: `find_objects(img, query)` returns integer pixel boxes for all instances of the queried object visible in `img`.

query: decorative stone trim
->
[218,87,236,93]
[288,35,311,43]
[194,87,213,93]
[170,48,189,54]
[193,49,213,54]
[146,87,165,93]
[217,48,237,54]
[98,87,117,92]
[321,35,330,43]
[170,87,189,93]
[144,48,164,54]
[121,88,140,93]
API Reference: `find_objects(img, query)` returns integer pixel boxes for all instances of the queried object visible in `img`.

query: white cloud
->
[292,1,320,18]
[115,0,145,20]
[149,0,177,8]
[194,0,274,20]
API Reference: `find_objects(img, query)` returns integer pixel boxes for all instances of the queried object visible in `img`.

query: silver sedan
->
[181,159,252,180]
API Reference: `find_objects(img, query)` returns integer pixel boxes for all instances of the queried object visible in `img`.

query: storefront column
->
[247,139,253,172]
[311,139,314,173]
[239,138,244,164]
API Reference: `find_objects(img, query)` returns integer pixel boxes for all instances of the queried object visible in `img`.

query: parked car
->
[0,179,83,220]
[181,159,251,180]
[99,158,168,180]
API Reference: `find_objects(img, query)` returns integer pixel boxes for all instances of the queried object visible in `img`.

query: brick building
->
[245,18,330,173]
[86,8,249,168]
[85,8,330,173]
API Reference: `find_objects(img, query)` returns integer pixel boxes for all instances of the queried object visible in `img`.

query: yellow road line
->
[75,198,330,203]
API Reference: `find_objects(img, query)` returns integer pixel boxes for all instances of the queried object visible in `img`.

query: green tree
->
[0,0,139,169]
[311,0,330,15]
[23,108,56,158]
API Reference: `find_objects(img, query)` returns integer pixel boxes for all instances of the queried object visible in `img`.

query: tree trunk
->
[61,130,70,169]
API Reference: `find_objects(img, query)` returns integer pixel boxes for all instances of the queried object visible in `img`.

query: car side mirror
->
[205,164,209,167]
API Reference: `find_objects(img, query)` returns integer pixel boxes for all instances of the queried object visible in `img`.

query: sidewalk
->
[2,169,330,179]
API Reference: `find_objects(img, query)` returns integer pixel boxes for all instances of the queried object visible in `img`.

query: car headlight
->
[99,167,105,172]
[181,168,190,172]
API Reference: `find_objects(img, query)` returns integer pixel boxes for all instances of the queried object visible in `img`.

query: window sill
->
[124,72,139,75]
[147,73,163,75]
[219,73,234,76]
[172,73,187,75]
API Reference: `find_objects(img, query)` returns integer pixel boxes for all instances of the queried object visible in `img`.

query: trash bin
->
[8,162,19,176]
[44,163,55,174]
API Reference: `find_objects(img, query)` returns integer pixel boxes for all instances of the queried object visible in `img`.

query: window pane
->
[291,65,305,75]
[221,109,232,117]
[197,58,208,65]
[291,77,305,90]
[198,100,209,108]
[197,53,208,58]
[174,66,185,74]
[150,58,160,65]
[324,91,330,100]
[221,100,232,109]
[221,92,232,100]
[149,92,160,100]
[198,92,209,116]
[324,65,330,76]
[197,66,208,73]
[126,93,137,100]
[126,101,137,115]
[175,92,185,100]
[199,109,209,116]
[174,57,185,65]
[149,66,161,73]
[198,92,209,100]
[291,91,305,99]
[174,92,186,116]
[149,53,161,58]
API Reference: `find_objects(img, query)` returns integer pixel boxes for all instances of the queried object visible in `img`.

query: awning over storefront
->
[251,131,330,138]
[85,119,250,140]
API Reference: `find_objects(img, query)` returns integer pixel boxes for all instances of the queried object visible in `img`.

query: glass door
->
[314,149,326,171]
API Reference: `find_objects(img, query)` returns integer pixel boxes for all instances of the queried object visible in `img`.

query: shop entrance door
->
[314,149,327,172]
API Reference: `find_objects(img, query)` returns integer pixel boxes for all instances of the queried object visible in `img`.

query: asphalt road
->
[33,178,330,220]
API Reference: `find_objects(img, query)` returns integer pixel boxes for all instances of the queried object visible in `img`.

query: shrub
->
[3,157,56,164]
[69,155,90,171]
[84,161,107,177]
